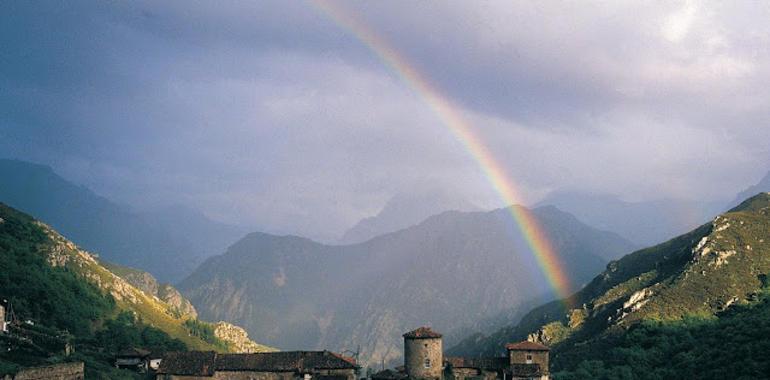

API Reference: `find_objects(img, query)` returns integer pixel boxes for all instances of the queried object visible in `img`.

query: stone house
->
[400,327,550,380]
[503,342,549,380]
[156,350,359,380]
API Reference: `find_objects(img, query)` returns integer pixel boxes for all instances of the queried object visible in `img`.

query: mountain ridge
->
[0,159,245,283]
[535,190,723,246]
[180,203,635,367]
[339,189,479,245]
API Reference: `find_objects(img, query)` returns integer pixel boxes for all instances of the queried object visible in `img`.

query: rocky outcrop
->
[120,271,159,297]
[159,284,198,319]
[214,322,274,353]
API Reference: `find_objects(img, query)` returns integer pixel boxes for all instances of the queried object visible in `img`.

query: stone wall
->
[446,367,479,380]
[212,371,294,380]
[157,369,356,380]
[12,362,83,380]
[156,375,213,380]
[404,338,442,379]
[446,367,498,380]
[212,369,355,380]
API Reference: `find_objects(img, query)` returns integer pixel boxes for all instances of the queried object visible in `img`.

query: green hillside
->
[0,202,270,378]
[450,193,770,379]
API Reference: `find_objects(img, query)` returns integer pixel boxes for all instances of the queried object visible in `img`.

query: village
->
[133,327,548,380]
[1,302,548,380]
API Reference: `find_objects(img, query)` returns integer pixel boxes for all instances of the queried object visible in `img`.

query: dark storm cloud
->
[1,1,769,240]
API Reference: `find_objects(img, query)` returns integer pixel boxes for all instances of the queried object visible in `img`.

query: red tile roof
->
[505,341,550,351]
[403,326,442,339]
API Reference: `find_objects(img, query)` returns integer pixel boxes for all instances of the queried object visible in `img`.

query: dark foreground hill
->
[179,205,635,367]
[450,193,770,379]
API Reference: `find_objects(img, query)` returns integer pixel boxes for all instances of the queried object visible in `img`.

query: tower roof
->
[505,341,550,351]
[403,326,442,339]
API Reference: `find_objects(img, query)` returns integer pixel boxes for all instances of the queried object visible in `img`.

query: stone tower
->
[403,327,443,380]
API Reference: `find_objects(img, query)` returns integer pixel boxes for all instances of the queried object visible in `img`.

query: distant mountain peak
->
[729,191,770,213]
[536,189,723,246]
[729,170,770,209]
[339,188,479,244]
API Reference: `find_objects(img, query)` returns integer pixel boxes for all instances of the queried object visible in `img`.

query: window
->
[526,354,533,364]
[424,358,431,368]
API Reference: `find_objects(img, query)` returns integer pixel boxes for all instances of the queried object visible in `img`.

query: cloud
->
[1,1,769,240]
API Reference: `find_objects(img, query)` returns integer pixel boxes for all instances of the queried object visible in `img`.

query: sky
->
[2,1,770,241]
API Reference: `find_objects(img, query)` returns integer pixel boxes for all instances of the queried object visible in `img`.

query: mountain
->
[450,193,770,378]
[339,189,479,244]
[179,204,635,367]
[536,190,723,246]
[0,159,246,282]
[0,202,271,378]
[729,170,770,209]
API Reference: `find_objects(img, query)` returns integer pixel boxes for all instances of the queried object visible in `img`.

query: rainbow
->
[311,1,573,302]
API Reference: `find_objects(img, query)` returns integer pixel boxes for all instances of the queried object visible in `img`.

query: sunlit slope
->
[450,193,770,377]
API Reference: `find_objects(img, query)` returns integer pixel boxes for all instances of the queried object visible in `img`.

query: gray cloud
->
[1,1,769,241]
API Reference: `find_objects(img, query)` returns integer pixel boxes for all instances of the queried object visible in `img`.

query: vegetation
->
[94,311,186,353]
[555,290,770,379]
[183,319,229,351]
[0,204,114,336]
[453,193,770,378]
[0,202,213,377]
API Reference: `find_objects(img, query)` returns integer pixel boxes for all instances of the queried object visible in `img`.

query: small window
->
[526,354,533,364]
[424,358,431,368]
